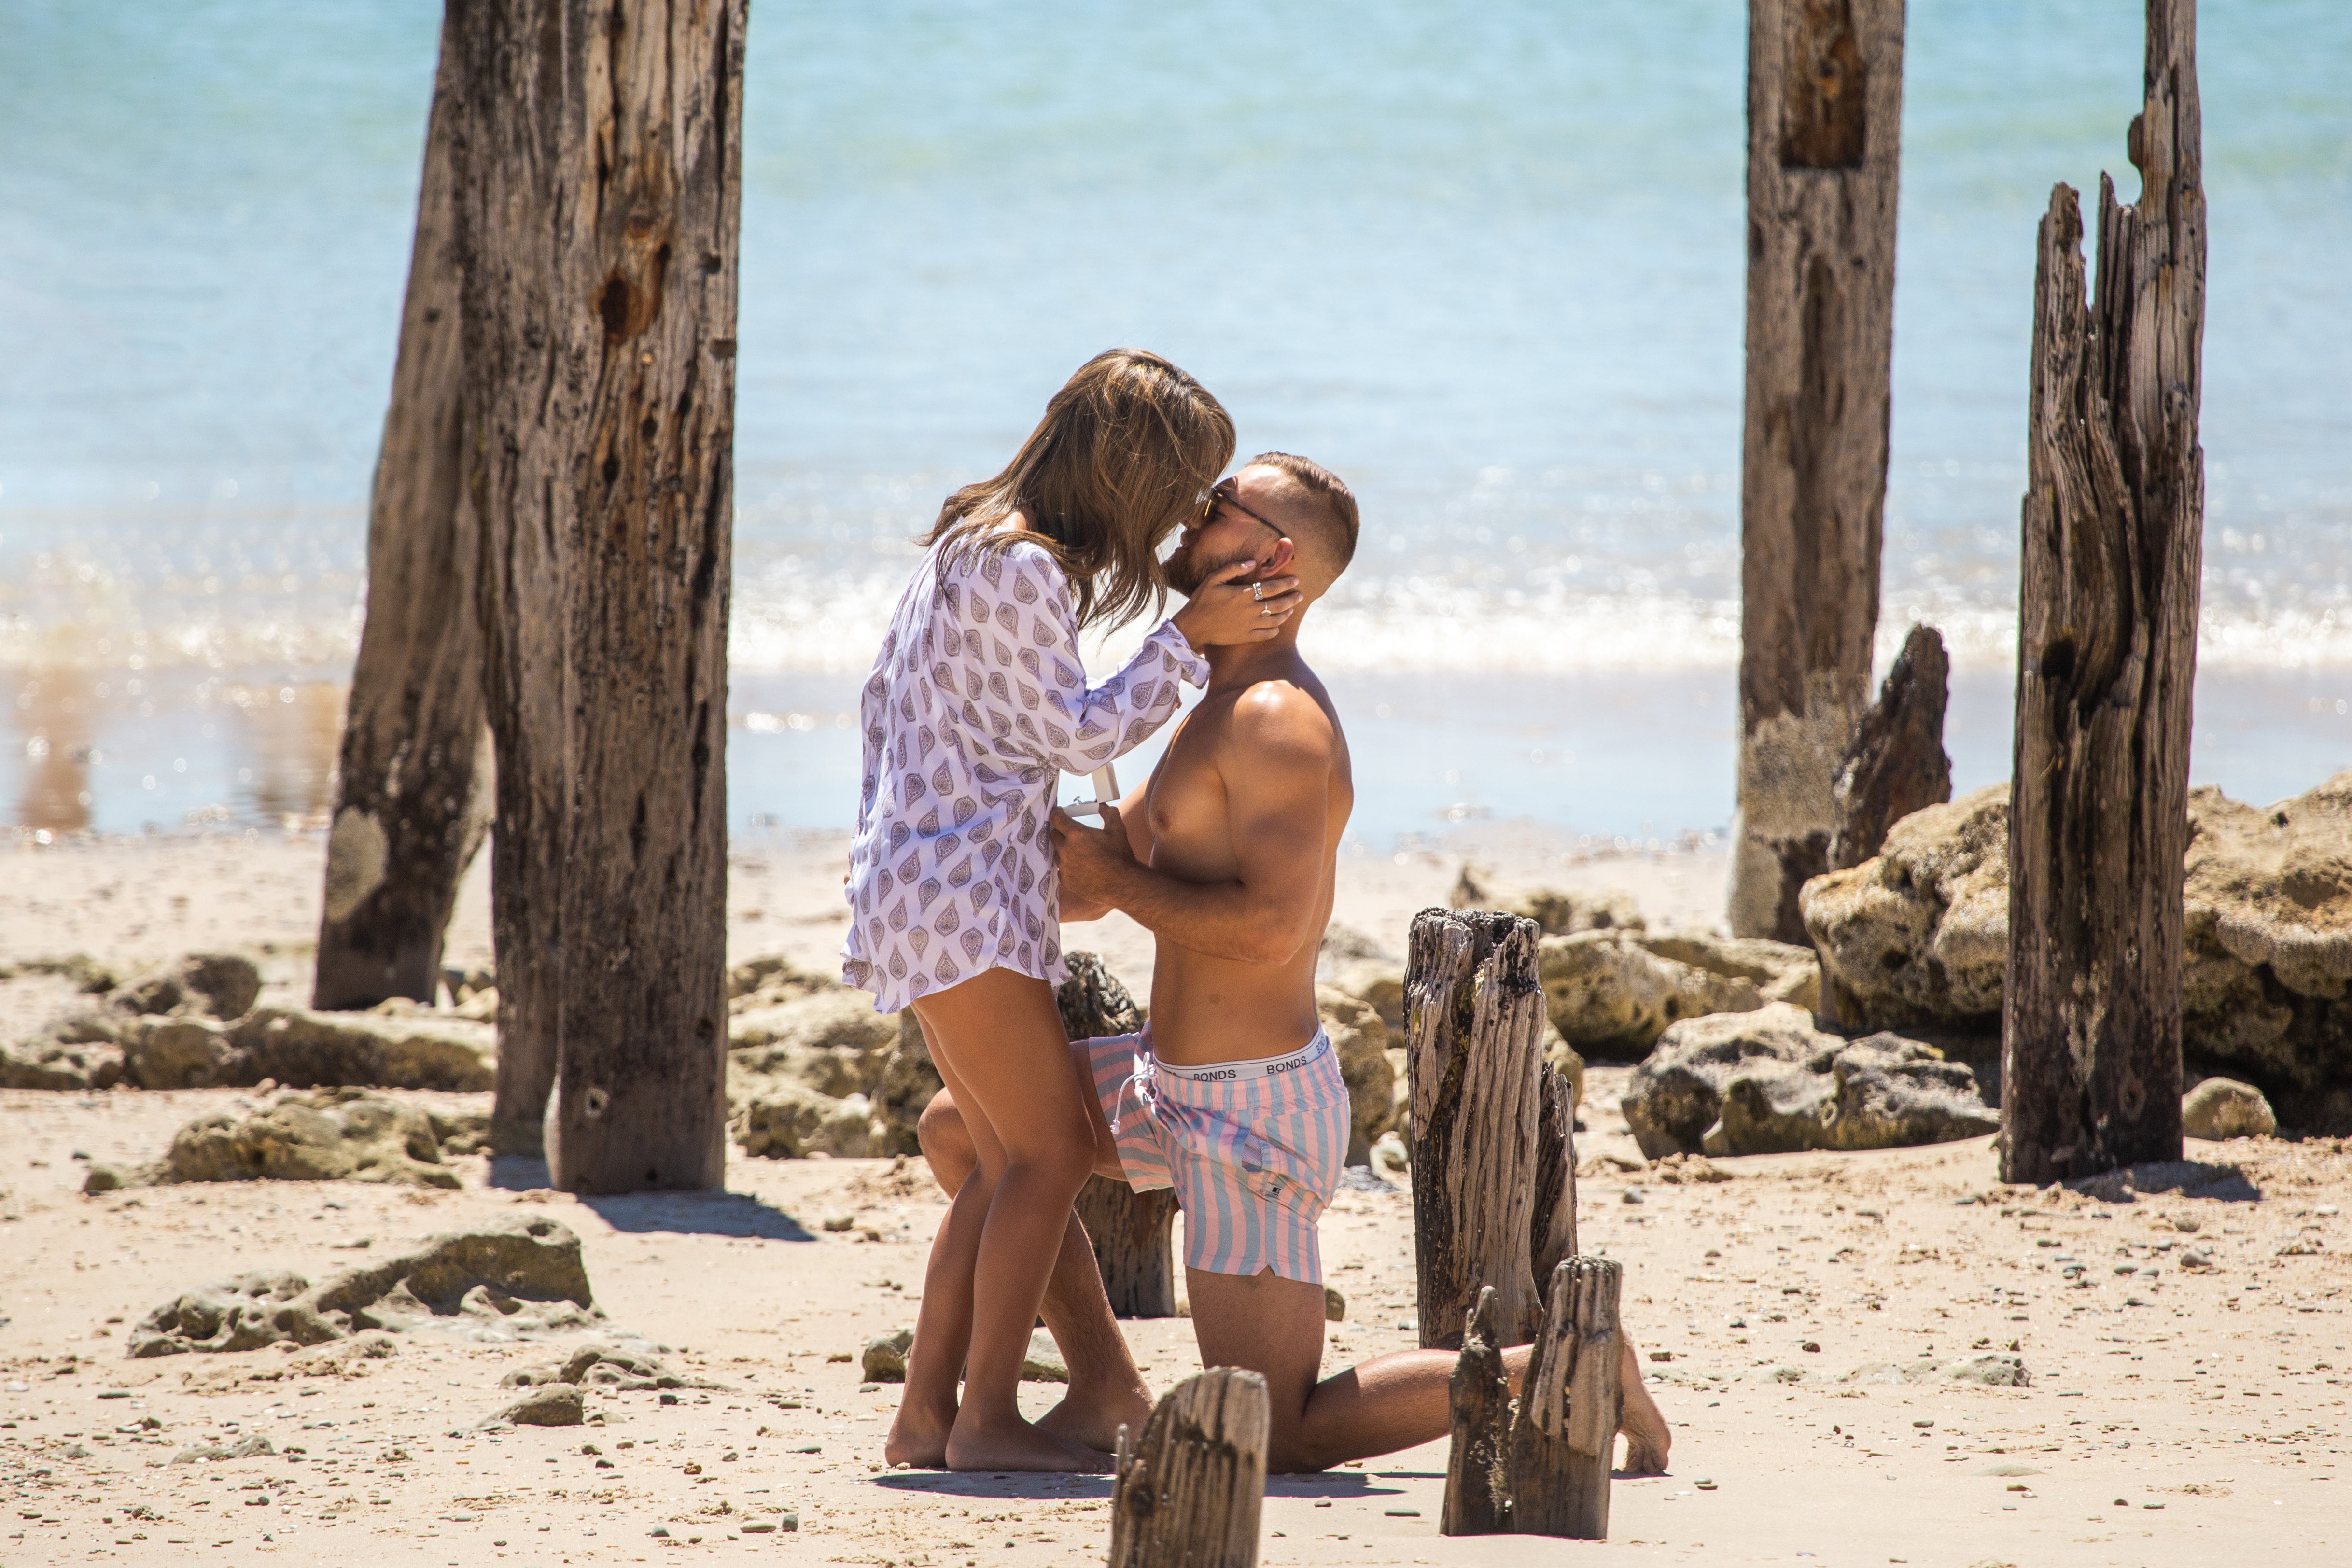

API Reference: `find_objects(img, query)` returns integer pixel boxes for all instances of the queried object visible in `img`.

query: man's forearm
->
[1096,859,1307,966]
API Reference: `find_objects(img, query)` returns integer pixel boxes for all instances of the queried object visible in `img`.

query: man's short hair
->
[1248,451,1359,574]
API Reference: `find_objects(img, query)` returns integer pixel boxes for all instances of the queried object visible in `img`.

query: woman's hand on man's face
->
[1171,558,1303,649]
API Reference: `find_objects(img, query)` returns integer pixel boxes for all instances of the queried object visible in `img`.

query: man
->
[918,452,1671,1474]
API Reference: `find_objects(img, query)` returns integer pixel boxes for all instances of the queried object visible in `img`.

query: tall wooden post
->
[1061,954,1179,1317]
[313,13,491,1012]
[1107,1369,1268,1568]
[2001,0,2204,1186]
[454,0,747,1189]
[1404,908,1563,1349]
[1728,0,1906,942]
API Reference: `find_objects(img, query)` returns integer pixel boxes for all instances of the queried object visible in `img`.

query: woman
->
[845,349,1303,1471]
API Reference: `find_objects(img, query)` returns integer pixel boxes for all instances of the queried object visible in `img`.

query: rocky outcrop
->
[113,953,264,1022]
[1620,1003,1996,1159]
[87,1090,465,1192]
[1803,771,2352,1130]
[234,1007,496,1091]
[1631,930,1820,1013]
[1536,931,1765,1059]
[491,1384,584,1427]
[2,953,265,1090]
[1798,784,2010,1033]
[129,1214,597,1356]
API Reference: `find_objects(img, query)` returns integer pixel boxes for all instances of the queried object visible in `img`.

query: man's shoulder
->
[1221,669,1340,763]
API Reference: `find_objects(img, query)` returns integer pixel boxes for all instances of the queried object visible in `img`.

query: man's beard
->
[1164,540,1259,596]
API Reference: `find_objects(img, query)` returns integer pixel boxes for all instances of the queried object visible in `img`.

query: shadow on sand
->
[869,1468,1417,1501]
[482,1158,816,1240]
[2066,1159,2262,1204]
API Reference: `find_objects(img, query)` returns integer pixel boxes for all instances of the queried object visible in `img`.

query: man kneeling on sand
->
[912,452,1672,1474]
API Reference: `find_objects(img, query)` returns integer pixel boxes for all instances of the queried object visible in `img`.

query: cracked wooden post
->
[312,9,491,1013]
[1061,953,1179,1318]
[1509,1256,1624,1539]
[456,0,747,1189]
[1404,908,1558,1348]
[2002,0,2204,1186]
[1728,0,1907,942]
[1441,1286,1511,1536]
[1107,1368,1268,1568]
[1827,622,1952,872]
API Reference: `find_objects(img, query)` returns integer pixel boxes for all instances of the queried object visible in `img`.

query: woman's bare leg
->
[906,967,1106,1472]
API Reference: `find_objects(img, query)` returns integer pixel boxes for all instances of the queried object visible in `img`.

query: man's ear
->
[1255,537,1297,580]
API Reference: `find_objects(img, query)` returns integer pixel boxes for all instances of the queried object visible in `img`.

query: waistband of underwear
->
[1145,1029,1332,1084]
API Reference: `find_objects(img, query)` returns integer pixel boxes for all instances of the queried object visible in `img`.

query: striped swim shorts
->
[1081,1028,1352,1285]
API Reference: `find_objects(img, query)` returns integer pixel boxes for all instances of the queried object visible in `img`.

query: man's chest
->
[1140,708,1236,876]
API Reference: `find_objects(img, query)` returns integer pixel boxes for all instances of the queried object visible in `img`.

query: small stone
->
[822,1214,856,1232]
[1622,1188,1646,1205]
[1694,1479,1717,1491]
[1323,1286,1346,1323]
[658,1392,680,1406]
[1801,1341,1821,1353]
[861,1328,914,1383]
[495,1384,584,1428]
[1649,1350,1674,1363]
[2182,1078,2276,1140]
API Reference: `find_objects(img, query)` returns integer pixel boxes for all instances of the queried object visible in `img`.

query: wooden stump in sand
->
[1060,952,1178,1318]
[312,11,491,1015]
[1727,0,1907,942]
[2001,0,2204,1186]
[1442,1260,1624,1540]
[455,0,747,1189]
[1107,1368,1269,1568]
[1826,622,1952,874]
[1404,908,1569,1348]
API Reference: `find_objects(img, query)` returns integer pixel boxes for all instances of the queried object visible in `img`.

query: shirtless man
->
[917,452,1671,1474]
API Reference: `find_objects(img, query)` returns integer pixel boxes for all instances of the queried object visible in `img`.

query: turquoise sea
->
[2,1,2347,842]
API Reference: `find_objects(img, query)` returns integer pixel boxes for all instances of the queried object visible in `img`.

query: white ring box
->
[1062,764,1120,821]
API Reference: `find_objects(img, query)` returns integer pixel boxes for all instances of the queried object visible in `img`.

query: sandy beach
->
[1,830,2345,1567]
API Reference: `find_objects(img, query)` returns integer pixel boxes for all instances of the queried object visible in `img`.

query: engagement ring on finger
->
[1251,582,1265,601]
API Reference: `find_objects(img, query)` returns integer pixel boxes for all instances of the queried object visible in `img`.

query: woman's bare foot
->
[884,1395,957,1469]
[1617,1346,1672,1476]
[1036,1382,1154,1455]
[945,1412,1112,1473]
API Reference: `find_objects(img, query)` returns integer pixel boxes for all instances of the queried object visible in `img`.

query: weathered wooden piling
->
[1107,1368,1269,1568]
[1441,1260,1624,1540]
[1061,953,1178,1317]
[456,0,747,1190]
[312,11,490,1018]
[2002,0,2205,1185]
[1728,0,1908,942]
[1403,908,1562,1348]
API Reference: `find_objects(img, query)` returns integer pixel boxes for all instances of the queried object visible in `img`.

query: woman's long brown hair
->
[924,349,1234,631]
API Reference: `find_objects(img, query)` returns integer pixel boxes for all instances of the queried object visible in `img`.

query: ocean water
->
[2,0,2348,842]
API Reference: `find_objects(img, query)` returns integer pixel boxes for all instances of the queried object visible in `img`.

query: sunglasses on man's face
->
[1201,478,1287,541]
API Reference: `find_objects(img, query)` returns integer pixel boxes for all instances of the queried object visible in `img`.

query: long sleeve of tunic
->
[840,538,1207,1012]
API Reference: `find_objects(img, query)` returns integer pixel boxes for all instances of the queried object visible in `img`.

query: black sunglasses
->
[1202,477,1287,540]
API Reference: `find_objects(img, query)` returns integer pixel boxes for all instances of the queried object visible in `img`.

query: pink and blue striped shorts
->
[1082,1028,1352,1285]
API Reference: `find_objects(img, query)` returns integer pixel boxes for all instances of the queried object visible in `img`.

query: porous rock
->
[1841,1353,2027,1388]
[130,1214,597,1356]
[1621,1003,1995,1159]
[729,1078,882,1160]
[493,1383,584,1427]
[113,952,263,1022]
[503,1343,699,1390]
[0,1028,126,1091]
[1538,930,1764,1059]
[1323,957,1405,1030]
[98,1091,462,1191]
[1631,930,1820,1013]
[1803,771,2352,1130]
[2181,1077,2277,1140]
[729,988,899,1055]
[230,1006,496,1092]
[1318,986,1395,1155]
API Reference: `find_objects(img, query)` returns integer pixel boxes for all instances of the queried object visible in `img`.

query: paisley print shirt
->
[840,537,1208,1013]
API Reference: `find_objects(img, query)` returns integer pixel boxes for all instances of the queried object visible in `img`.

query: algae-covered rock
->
[148,1090,461,1189]
[1621,1004,1995,1159]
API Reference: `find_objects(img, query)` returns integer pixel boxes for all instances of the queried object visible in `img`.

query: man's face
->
[1165,465,1291,595]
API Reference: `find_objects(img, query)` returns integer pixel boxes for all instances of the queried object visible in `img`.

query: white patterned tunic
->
[840,537,1207,1013]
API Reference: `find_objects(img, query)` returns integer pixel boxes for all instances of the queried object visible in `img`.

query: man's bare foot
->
[945,1412,1112,1473]
[884,1397,956,1469]
[1617,1371,1672,1476]
[1036,1382,1154,1454]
